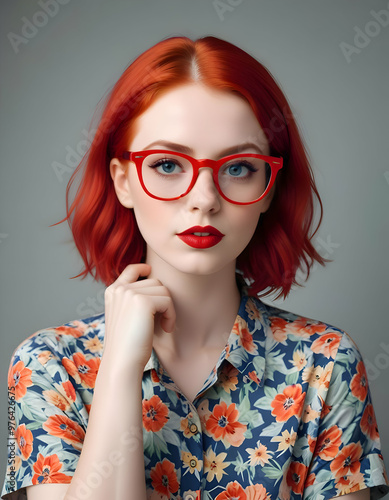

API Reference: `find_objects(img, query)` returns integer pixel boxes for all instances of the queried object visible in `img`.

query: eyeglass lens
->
[141,152,271,202]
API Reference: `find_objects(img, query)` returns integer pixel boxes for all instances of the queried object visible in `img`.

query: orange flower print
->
[292,349,307,371]
[8,360,33,400]
[142,395,169,432]
[43,390,70,412]
[302,405,320,423]
[150,458,179,497]
[37,350,55,366]
[151,369,160,383]
[289,318,327,338]
[32,453,72,484]
[270,384,306,422]
[302,362,333,396]
[62,380,76,402]
[15,424,33,460]
[308,435,316,454]
[311,332,341,359]
[286,461,308,495]
[62,352,100,389]
[315,426,342,460]
[55,320,86,337]
[197,399,212,430]
[269,317,289,343]
[216,480,246,499]
[305,473,316,487]
[83,335,103,353]
[204,447,230,482]
[318,395,332,417]
[350,361,368,402]
[245,298,261,321]
[246,441,272,466]
[181,451,203,474]
[271,429,297,452]
[248,371,261,385]
[245,483,271,499]
[232,317,256,354]
[206,401,247,447]
[218,363,239,393]
[330,442,363,478]
[335,470,365,495]
[43,414,85,450]
[361,404,379,440]
[180,412,200,438]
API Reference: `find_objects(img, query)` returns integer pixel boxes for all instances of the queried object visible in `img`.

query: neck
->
[146,251,242,358]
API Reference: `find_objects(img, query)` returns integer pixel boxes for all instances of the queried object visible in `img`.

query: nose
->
[186,167,221,213]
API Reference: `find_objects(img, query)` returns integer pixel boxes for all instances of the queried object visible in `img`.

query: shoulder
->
[247,295,361,363]
[8,312,106,373]
[251,297,358,350]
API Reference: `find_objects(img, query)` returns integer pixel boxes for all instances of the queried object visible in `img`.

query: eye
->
[149,158,183,175]
[223,161,257,178]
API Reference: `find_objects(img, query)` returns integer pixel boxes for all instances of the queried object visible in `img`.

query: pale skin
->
[26,83,370,499]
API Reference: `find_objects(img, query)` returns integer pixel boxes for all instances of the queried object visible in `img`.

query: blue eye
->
[150,159,182,175]
[228,164,245,176]
[225,162,256,178]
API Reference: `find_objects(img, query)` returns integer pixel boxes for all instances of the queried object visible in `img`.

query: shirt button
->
[189,423,198,434]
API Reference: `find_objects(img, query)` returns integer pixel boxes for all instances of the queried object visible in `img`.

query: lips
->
[177,226,224,249]
[177,226,224,237]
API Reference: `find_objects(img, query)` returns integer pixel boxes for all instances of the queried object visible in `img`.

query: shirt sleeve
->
[1,331,90,500]
[303,331,389,499]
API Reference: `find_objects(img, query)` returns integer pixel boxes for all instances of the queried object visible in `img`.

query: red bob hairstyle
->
[57,35,326,299]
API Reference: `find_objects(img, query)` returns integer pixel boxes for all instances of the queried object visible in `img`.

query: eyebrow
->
[143,140,265,157]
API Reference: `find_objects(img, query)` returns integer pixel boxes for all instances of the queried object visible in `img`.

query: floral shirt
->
[2,294,389,500]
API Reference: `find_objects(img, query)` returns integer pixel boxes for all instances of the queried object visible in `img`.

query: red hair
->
[56,35,326,299]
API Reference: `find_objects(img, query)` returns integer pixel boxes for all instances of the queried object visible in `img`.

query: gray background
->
[1,0,388,484]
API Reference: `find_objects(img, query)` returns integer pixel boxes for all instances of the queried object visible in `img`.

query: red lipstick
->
[177,225,224,249]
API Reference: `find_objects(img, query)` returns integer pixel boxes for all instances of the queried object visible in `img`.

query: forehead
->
[129,83,269,156]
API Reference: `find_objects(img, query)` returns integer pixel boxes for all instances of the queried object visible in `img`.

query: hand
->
[102,263,176,370]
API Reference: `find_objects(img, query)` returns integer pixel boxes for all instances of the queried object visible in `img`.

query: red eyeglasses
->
[122,149,283,205]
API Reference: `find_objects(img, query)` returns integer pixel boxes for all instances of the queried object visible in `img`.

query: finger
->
[133,295,176,334]
[115,263,151,286]
[156,298,176,334]
[128,278,162,289]
[124,286,172,297]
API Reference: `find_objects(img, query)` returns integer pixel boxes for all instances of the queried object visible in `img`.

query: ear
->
[109,158,134,208]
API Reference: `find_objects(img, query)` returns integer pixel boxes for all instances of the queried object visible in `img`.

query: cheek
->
[132,197,174,242]
[231,206,263,235]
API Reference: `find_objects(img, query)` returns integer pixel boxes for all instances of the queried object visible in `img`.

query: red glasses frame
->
[122,149,283,205]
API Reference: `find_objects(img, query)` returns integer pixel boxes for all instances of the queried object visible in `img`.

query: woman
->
[2,36,388,500]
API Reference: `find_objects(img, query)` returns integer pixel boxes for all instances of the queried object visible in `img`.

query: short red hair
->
[57,36,326,299]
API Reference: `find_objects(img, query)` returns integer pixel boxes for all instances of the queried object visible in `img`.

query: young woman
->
[2,36,388,500]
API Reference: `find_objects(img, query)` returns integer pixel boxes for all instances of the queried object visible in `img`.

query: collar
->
[144,294,271,387]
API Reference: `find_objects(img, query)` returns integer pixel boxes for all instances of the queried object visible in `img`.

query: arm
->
[24,263,176,500]
[27,360,147,500]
